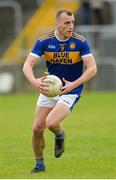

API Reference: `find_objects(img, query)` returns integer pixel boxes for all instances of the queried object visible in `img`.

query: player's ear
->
[55,18,61,28]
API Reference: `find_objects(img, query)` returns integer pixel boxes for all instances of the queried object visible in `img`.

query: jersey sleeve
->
[30,40,44,58]
[80,40,92,57]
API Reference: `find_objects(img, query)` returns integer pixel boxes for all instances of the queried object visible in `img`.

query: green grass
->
[0,92,116,178]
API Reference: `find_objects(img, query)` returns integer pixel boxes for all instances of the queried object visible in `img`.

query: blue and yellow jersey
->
[30,31,92,94]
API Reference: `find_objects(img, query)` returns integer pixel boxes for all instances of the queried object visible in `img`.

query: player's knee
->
[46,117,57,130]
[32,124,44,136]
[46,122,56,130]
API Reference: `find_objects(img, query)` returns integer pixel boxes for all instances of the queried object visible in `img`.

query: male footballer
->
[23,9,97,173]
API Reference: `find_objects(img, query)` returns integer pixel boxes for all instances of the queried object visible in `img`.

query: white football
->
[42,75,63,97]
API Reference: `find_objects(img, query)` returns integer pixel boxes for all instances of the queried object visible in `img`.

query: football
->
[42,75,63,97]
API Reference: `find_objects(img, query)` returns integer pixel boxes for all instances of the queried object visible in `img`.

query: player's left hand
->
[60,78,76,95]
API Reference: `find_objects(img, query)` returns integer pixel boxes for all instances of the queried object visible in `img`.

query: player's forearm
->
[23,61,36,85]
[74,66,97,87]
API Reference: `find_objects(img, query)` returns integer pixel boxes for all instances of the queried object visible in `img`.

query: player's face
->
[56,12,75,39]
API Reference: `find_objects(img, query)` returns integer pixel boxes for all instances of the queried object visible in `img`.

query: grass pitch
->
[0,92,116,178]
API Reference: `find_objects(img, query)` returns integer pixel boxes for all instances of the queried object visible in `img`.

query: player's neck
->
[55,30,69,41]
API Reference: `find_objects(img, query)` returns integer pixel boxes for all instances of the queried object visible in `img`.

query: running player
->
[23,9,97,173]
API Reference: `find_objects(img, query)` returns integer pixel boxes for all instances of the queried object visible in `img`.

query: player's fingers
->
[39,88,47,94]
[60,90,67,96]
[60,88,69,95]
[40,82,49,87]
[62,78,69,83]
[39,86,44,91]
[61,85,67,90]
[41,76,47,80]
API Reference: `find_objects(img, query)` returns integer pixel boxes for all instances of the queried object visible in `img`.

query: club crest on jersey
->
[70,43,76,49]
[48,45,56,49]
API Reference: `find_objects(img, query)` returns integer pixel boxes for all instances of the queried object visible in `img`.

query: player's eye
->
[64,21,75,25]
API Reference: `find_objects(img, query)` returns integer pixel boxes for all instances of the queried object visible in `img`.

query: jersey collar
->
[55,30,70,42]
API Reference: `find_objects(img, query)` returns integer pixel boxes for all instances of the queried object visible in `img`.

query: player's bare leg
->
[31,106,52,173]
[46,103,70,157]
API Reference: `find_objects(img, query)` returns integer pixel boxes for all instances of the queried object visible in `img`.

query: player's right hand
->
[31,76,48,94]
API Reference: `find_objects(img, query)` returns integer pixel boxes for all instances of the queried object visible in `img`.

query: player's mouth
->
[66,31,72,36]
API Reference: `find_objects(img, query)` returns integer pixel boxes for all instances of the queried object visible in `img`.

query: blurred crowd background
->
[0,0,116,93]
